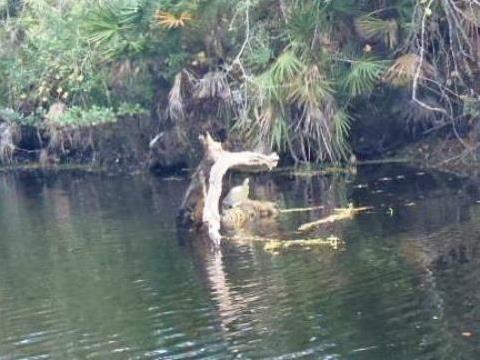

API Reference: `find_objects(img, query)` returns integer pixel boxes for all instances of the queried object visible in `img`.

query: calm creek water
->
[0,166,479,359]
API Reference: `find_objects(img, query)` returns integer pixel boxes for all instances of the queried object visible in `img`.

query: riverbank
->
[390,136,480,178]
[1,115,199,175]
[2,112,479,179]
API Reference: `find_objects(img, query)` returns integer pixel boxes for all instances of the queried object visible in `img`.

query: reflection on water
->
[0,166,479,359]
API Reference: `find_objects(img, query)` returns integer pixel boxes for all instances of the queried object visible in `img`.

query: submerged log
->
[177,133,279,246]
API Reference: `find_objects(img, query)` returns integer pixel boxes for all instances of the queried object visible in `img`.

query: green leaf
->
[344,59,388,97]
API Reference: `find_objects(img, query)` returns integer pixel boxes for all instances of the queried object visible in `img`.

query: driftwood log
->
[177,133,279,246]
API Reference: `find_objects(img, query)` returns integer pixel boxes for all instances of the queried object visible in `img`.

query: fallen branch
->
[264,236,343,252]
[223,234,344,251]
[278,205,324,213]
[298,204,372,232]
[178,132,279,246]
[203,150,279,246]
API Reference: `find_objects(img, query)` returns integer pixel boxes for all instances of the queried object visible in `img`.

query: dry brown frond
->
[295,93,340,162]
[288,64,331,109]
[0,123,16,164]
[154,11,192,29]
[194,71,231,100]
[383,53,434,86]
[168,72,186,122]
[167,70,196,122]
[355,16,399,49]
[257,105,277,145]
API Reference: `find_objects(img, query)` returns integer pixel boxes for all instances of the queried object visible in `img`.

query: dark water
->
[0,166,479,359]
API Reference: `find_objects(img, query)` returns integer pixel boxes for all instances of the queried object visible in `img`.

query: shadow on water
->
[0,166,479,359]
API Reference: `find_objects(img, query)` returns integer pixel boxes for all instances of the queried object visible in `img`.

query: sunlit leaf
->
[154,11,192,29]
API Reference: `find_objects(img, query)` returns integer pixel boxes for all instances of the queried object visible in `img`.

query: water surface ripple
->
[0,167,479,359]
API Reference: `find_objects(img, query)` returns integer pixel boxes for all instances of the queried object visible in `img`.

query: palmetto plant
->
[355,15,399,49]
[1,0,480,164]
[383,53,434,86]
[344,58,389,97]
[239,48,352,163]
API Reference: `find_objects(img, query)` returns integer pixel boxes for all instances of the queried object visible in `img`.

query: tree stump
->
[177,133,279,246]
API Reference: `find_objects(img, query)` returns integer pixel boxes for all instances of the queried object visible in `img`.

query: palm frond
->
[154,10,192,29]
[383,53,434,86]
[194,70,234,122]
[253,51,303,103]
[194,71,231,100]
[270,51,302,82]
[243,26,273,70]
[344,59,388,97]
[355,15,399,49]
[332,109,351,159]
[255,105,289,153]
[253,70,280,103]
[286,3,318,45]
[86,0,149,58]
[289,64,333,108]
[86,3,124,45]
[167,70,195,122]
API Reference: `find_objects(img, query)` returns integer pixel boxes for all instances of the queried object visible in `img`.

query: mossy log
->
[177,133,279,246]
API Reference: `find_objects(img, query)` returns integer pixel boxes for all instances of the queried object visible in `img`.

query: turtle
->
[222,178,250,209]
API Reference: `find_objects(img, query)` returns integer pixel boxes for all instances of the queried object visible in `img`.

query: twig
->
[412,0,448,115]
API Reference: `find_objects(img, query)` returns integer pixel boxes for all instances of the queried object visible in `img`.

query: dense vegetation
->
[1,0,479,166]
